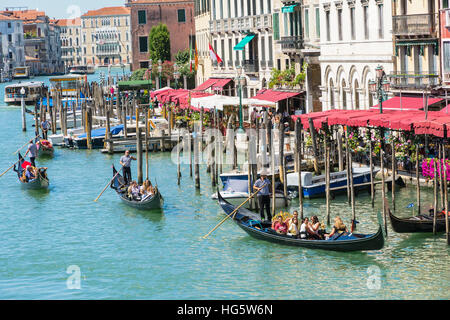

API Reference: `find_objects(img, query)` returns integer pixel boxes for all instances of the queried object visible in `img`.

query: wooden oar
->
[0,159,21,179]
[94,166,124,202]
[202,184,267,239]
[12,134,40,155]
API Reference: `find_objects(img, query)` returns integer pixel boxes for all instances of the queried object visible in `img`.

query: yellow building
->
[391,0,440,93]
[81,6,131,67]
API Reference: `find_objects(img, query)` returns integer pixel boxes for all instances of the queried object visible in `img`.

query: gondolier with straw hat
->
[253,170,272,222]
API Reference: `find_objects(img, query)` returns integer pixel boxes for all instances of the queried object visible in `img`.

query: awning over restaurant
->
[252,89,303,103]
[193,78,220,91]
[370,96,443,111]
[211,78,232,91]
[282,4,299,13]
[234,34,256,51]
[190,94,275,111]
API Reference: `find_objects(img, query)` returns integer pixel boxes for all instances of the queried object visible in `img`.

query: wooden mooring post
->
[416,144,421,215]
[380,147,387,236]
[443,144,449,245]
[391,138,396,211]
[295,118,304,220]
[433,157,438,235]
[369,138,375,208]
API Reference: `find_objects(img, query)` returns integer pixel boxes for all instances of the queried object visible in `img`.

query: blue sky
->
[3,0,126,19]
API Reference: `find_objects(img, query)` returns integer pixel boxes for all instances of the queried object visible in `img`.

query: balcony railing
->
[243,59,258,73]
[279,36,303,52]
[392,14,437,37]
[209,14,272,34]
[389,71,439,90]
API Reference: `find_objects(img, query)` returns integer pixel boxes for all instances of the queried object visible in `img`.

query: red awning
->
[253,89,303,103]
[211,78,232,91]
[194,78,220,91]
[371,96,443,111]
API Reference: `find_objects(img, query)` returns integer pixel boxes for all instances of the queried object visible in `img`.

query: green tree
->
[174,49,190,65]
[148,23,171,62]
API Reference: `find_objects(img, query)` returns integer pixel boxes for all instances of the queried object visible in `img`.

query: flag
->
[209,43,222,64]
[407,203,415,208]
[194,42,199,71]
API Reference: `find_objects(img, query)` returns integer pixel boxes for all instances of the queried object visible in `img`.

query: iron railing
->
[279,36,303,52]
[389,71,439,89]
[243,59,258,73]
[392,14,437,37]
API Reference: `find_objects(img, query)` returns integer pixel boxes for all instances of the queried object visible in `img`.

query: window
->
[228,38,232,65]
[260,0,264,14]
[228,0,231,18]
[138,10,147,24]
[139,36,148,53]
[337,9,342,40]
[304,8,309,39]
[261,36,265,63]
[220,1,224,19]
[273,13,280,40]
[363,5,369,39]
[378,4,384,38]
[178,9,186,22]
[444,0,449,9]
[8,34,12,42]
[268,36,273,64]
[315,7,320,38]
[350,7,355,40]
[7,22,11,28]
[326,10,330,41]
[234,0,238,17]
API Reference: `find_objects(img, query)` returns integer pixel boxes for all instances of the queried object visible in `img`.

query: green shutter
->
[178,9,186,23]
[273,13,280,41]
[305,9,309,38]
[315,7,320,37]
[138,10,146,24]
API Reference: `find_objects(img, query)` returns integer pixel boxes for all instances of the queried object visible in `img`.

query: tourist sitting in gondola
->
[326,217,349,240]
[287,215,299,237]
[308,216,324,240]
[299,217,309,239]
[271,215,288,234]
[23,165,36,182]
[127,181,141,201]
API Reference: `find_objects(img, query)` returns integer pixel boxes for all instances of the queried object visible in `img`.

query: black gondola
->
[389,209,448,233]
[217,192,384,252]
[14,153,49,189]
[110,166,163,210]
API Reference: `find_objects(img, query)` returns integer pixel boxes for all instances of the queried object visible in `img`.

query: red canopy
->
[253,89,303,103]
[211,78,232,91]
[194,78,223,91]
[370,96,443,111]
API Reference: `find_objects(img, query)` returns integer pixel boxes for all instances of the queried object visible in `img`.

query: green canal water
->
[0,70,449,299]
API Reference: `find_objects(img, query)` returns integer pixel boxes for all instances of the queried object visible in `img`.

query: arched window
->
[341,79,347,110]
[329,79,335,109]
[354,80,360,110]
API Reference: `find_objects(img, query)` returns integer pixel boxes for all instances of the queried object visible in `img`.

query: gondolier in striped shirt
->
[253,172,272,222]
[25,139,38,167]
[120,150,136,185]
[41,117,51,140]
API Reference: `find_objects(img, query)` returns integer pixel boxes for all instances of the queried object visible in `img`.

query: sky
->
[2,0,126,19]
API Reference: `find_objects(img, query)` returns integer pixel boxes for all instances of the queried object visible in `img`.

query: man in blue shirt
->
[253,173,272,222]
[41,118,51,140]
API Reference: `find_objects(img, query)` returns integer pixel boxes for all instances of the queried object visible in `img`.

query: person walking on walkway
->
[253,172,272,222]
[120,150,136,185]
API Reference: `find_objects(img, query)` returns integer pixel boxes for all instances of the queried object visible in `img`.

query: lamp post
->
[235,65,245,132]
[148,59,153,104]
[173,63,180,90]
[20,87,26,132]
[368,65,391,114]
[158,59,162,89]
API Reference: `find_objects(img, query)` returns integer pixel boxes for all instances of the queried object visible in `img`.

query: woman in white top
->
[299,217,309,239]
[287,216,299,237]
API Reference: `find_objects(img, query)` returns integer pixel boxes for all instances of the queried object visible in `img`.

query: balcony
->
[279,36,303,53]
[392,14,437,37]
[243,59,258,73]
[389,71,439,90]
[209,14,272,34]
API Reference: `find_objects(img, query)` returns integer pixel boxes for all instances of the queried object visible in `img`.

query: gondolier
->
[253,172,272,222]
[120,150,136,185]
[41,118,51,140]
[25,139,38,167]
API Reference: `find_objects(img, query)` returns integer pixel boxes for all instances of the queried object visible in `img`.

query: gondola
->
[389,209,448,233]
[37,139,54,157]
[217,192,384,252]
[14,153,49,189]
[110,166,163,210]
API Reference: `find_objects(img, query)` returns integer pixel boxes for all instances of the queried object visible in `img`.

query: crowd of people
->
[126,180,156,202]
[271,212,349,240]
